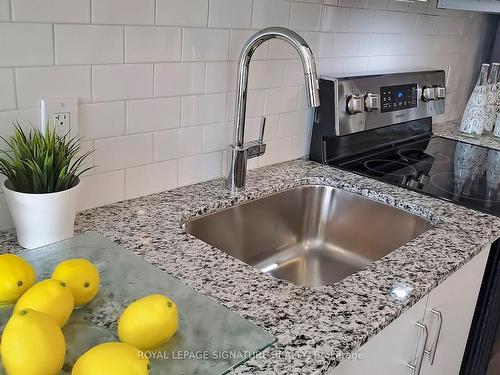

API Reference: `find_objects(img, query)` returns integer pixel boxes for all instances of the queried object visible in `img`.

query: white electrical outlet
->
[40,98,78,137]
[53,112,71,135]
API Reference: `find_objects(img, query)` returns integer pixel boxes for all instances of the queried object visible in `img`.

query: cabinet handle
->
[406,322,429,375]
[424,309,443,365]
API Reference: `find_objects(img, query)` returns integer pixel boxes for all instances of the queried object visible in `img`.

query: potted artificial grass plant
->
[0,123,92,249]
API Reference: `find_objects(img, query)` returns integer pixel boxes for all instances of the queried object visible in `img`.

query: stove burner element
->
[430,173,500,203]
[397,148,450,164]
[363,159,418,177]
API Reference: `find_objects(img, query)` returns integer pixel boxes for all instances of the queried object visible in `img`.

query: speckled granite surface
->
[1,159,500,374]
[435,119,500,151]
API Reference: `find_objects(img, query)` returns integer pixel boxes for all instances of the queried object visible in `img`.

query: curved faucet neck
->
[232,27,320,148]
[227,27,320,193]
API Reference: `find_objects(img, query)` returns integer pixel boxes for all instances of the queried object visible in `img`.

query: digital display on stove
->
[380,83,418,113]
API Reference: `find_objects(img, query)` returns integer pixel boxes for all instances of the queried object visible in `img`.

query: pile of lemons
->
[0,254,179,375]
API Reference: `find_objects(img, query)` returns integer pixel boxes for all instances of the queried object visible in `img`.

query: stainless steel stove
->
[309,70,500,217]
[308,69,500,375]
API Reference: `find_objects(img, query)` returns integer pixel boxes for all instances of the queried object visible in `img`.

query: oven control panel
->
[318,70,446,136]
[380,83,418,113]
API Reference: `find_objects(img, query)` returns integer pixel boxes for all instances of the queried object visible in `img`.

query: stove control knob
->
[422,86,437,102]
[364,93,380,112]
[346,95,363,115]
[435,85,446,100]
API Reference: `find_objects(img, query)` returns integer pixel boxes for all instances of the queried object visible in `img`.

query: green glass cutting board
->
[0,232,275,374]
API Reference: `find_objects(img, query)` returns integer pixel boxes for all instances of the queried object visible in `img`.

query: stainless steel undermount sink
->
[184,185,432,286]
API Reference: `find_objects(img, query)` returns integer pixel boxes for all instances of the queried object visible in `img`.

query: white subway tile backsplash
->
[181,93,227,127]
[127,97,180,134]
[125,160,177,199]
[368,55,411,70]
[156,0,208,27]
[259,137,292,167]
[321,6,350,32]
[388,0,409,11]
[316,57,344,75]
[182,28,230,61]
[0,108,39,145]
[349,9,375,33]
[365,0,389,9]
[408,1,428,13]
[154,127,203,161]
[268,39,299,59]
[155,62,205,97]
[0,69,16,111]
[79,170,125,210]
[278,110,310,137]
[396,12,417,34]
[93,64,153,102]
[16,65,91,108]
[249,60,285,89]
[94,133,153,172]
[343,56,369,72]
[291,133,309,159]
[358,34,382,56]
[339,0,366,7]
[416,14,435,35]
[290,2,322,31]
[438,35,464,54]
[12,0,90,23]
[205,62,237,93]
[0,0,11,21]
[209,0,253,28]
[55,25,123,65]
[178,152,222,186]
[92,0,154,25]
[125,26,181,63]
[264,87,298,115]
[433,16,464,36]
[373,10,398,33]
[79,102,126,139]
[77,140,95,176]
[202,122,232,152]
[333,33,359,57]
[0,23,53,67]
[252,0,290,28]
[284,59,303,86]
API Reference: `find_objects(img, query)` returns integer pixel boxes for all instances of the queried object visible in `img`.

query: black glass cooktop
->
[336,136,500,216]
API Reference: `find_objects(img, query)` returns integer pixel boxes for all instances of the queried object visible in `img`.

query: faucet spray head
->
[305,72,320,108]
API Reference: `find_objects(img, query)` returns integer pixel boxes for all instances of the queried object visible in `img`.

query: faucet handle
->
[258,117,266,143]
[246,117,267,159]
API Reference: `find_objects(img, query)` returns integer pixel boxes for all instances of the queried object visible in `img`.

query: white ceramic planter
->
[3,179,81,249]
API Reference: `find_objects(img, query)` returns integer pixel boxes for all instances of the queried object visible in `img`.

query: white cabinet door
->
[421,247,490,375]
[329,296,428,375]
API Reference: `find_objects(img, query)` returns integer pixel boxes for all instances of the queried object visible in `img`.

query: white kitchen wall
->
[0,0,489,230]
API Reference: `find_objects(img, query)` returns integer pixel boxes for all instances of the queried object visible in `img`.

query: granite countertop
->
[1,148,500,374]
[434,119,500,151]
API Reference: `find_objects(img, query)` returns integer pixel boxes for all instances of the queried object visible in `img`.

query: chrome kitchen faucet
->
[226,27,320,193]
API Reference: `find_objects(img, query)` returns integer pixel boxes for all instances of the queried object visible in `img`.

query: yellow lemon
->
[118,294,179,350]
[1,308,65,375]
[71,342,150,375]
[0,254,35,304]
[14,278,74,327]
[52,258,100,306]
